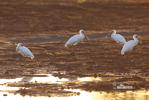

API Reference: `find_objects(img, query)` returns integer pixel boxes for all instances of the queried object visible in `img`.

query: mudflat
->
[0,0,149,97]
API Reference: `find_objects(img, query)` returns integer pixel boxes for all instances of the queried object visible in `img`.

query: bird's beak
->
[138,35,142,45]
[105,33,111,38]
[85,35,90,41]
[139,41,142,45]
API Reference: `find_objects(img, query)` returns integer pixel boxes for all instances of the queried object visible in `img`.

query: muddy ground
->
[0,0,149,97]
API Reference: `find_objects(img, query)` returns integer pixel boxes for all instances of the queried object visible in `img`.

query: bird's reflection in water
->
[21,77,33,82]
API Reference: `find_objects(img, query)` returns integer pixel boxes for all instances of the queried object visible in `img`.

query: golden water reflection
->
[0,89,149,100]
[27,74,69,83]
[78,77,102,81]
[77,76,116,82]
[0,74,69,84]
[0,74,148,100]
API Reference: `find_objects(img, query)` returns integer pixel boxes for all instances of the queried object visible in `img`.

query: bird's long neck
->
[16,45,20,51]
[133,36,138,41]
[16,44,22,50]
[17,44,21,48]
[80,32,85,37]
[133,36,139,45]
[112,31,116,35]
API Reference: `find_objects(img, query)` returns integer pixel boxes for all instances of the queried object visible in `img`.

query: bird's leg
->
[17,56,23,67]
[34,58,41,67]
[105,33,111,38]
[73,42,78,46]
[24,58,29,67]
[42,47,52,66]
[85,35,90,41]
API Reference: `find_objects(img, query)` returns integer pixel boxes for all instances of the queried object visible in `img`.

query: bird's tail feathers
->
[121,51,125,55]
[31,56,34,60]
[65,43,68,47]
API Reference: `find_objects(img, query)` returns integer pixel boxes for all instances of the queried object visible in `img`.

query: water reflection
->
[77,76,117,82]
[27,74,69,83]
[21,77,33,82]
[20,74,116,83]
[0,86,20,91]
[90,90,149,100]
[0,78,22,84]
[0,74,148,100]
[0,74,69,84]
[78,77,102,81]
[0,90,149,100]
[0,74,116,85]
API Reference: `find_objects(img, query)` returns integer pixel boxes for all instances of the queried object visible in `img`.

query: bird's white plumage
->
[65,29,88,47]
[16,43,34,59]
[65,34,84,47]
[111,30,126,44]
[121,34,138,55]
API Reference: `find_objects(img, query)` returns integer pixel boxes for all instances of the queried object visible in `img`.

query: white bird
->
[16,43,34,59]
[65,29,89,47]
[121,34,139,55]
[111,30,126,44]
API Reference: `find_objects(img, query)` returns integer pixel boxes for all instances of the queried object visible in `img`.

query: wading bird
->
[121,34,139,55]
[16,43,34,59]
[65,29,89,47]
[111,30,126,44]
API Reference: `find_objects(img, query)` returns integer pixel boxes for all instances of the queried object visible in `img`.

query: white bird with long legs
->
[111,30,126,44]
[121,34,139,55]
[65,29,89,47]
[16,43,34,59]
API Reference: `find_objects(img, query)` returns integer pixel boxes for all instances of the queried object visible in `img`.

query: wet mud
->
[0,0,149,99]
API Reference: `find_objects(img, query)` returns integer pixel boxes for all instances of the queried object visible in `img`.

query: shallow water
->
[0,74,148,100]
[0,33,148,99]
[0,0,149,99]
[0,90,149,100]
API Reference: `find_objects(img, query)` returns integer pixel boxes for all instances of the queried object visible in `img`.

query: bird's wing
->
[20,46,34,57]
[111,34,120,43]
[65,35,82,45]
[116,34,126,43]
[121,40,137,55]
[121,42,130,55]
[123,41,135,51]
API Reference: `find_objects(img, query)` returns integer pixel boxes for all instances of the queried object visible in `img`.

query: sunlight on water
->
[0,92,50,100]
[27,74,69,83]
[78,77,102,81]
[0,86,20,91]
[77,76,115,82]
[0,89,149,100]
[0,74,148,100]
[91,90,149,100]
[0,74,68,84]
[0,78,22,84]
